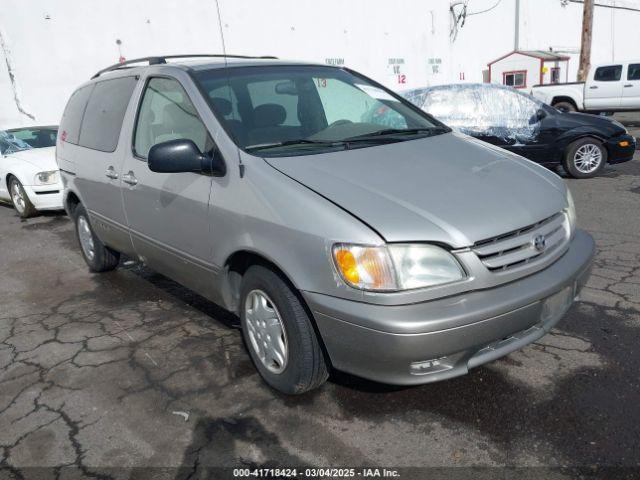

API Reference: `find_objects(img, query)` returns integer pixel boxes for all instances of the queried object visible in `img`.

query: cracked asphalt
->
[1,151,639,479]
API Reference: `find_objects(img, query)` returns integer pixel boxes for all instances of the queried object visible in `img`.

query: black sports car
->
[402,84,636,178]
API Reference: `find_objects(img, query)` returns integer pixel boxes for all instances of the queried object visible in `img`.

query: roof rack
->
[91,54,279,79]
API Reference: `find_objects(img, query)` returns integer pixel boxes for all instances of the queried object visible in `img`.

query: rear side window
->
[79,77,137,152]
[628,64,640,81]
[594,65,622,82]
[59,85,94,145]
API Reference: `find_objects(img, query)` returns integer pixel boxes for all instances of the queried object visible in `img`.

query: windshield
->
[7,127,58,149]
[0,130,33,155]
[193,65,449,156]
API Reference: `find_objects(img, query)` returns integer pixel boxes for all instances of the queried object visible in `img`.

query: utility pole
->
[514,0,520,50]
[577,0,594,81]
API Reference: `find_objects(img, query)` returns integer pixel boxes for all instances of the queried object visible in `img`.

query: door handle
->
[624,84,633,88]
[105,166,119,180]
[589,86,598,89]
[122,171,138,186]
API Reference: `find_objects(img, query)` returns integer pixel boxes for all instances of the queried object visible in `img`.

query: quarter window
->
[134,77,212,159]
[59,85,94,145]
[503,71,526,89]
[594,65,622,82]
[628,64,640,81]
[79,77,137,152]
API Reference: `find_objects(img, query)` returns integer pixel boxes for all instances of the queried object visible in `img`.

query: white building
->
[488,50,570,89]
[1,0,639,128]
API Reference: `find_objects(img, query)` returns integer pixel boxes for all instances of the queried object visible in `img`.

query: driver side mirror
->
[148,139,226,177]
[535,109,547,121]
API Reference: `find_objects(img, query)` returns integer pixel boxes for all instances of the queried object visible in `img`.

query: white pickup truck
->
[532,60,640,113]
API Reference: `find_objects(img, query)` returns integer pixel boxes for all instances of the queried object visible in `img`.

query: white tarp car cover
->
[402,84,543,144]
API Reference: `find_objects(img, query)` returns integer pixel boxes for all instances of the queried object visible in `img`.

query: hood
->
[5,146,58,171]
[556,111,626,136]
[265,132,567,247]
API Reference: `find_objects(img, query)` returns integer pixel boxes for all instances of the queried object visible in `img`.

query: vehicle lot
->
[1,152,639,477]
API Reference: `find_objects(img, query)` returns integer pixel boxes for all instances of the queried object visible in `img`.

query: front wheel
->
[74,204,120,272]
[240,265,328,394]
[563,138,607,179]
[8,176,37,218]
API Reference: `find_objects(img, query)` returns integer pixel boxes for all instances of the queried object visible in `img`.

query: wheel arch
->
[565,134,608,151]
[5,171,27,191]
[64,190,82,216]
[559,132,607,157]
[551,96,579,110]
[221,248,333,367]
[222,249,300,315]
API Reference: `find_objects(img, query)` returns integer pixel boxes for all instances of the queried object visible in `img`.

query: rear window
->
[594,65,622,82]
[79,77,137,152]
[59,85,94,145]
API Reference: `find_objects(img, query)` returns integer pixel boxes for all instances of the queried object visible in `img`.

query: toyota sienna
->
[57,55,595,394]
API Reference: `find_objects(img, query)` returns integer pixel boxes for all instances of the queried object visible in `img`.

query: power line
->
[467,0,503,16]
[567,0,640,13]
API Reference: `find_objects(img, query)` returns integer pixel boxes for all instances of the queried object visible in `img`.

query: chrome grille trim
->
[472,212,569,272]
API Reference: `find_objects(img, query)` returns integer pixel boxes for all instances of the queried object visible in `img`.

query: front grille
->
[472,212,568,272]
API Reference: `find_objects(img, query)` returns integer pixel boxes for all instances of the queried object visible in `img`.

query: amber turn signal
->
[335,248,360,285]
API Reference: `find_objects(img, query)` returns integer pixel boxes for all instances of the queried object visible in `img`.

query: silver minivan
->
[58,55,595,394]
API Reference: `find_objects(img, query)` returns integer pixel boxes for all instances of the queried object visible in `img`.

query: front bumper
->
[303,229,595,385]
[23,183,64,211]
[606,134,636,164]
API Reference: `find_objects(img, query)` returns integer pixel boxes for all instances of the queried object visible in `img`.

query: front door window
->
[134,77,213,159]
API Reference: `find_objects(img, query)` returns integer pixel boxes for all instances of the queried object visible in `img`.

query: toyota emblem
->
[533,235,546,252]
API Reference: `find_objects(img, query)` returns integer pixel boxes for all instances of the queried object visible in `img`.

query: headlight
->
[332,243,465,292]
[34,170,58,185]
[566,189,577,237]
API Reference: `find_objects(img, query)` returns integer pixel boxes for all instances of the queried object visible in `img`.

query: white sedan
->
[0,130,64,218]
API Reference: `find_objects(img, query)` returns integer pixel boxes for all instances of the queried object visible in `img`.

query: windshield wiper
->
[344,126,449,142]
[245,139,345,152]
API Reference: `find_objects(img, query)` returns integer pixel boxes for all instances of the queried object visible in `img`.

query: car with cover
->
[402,83,636,178]
[58,55,595,394]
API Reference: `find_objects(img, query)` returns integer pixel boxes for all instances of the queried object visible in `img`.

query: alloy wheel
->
[10,181,25,214]
[574,144,603,174]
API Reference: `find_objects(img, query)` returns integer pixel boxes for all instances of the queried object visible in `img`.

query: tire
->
[563,137,607,179]
[8,176,37,218]
[553,101,577,113]
[240,265,328,394]
[73,204,120,272]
